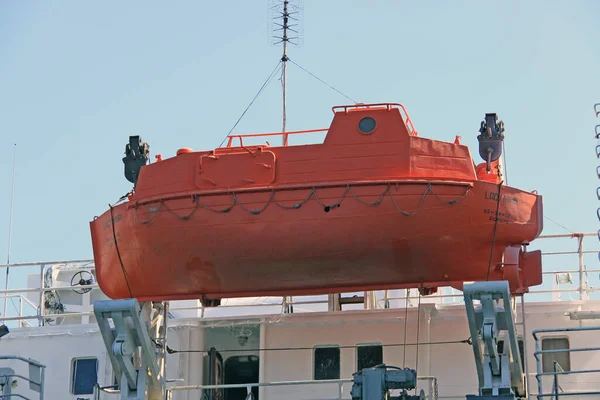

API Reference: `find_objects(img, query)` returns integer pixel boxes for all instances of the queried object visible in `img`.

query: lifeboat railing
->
[225,128,328,148]
[223,102,419,148]
[0,232,598,326]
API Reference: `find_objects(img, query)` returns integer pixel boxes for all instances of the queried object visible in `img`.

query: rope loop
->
[133,182,471,225]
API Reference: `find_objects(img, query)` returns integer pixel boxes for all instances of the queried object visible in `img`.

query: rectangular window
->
[314,346,340,380]
[497,339,525,370]
[357,344,383,371]
[71,357,98,395]
[542,337,571,372]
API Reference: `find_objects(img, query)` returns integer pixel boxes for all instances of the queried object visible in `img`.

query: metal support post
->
[328,294,341,311]
[463,281,525,399]
[94,299,166,400]
[576,234,587,300]
[38,265,44,327]
[519,296,529,399]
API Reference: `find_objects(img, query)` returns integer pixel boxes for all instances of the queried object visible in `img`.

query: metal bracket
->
[123,136,150,187]
[94,299,166,400]
[463,281,524,399]
[477,113,505,172]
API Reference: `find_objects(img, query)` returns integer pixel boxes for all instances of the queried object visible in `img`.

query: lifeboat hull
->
[90,180,543,301]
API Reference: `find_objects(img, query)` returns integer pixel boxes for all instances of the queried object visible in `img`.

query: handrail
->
[166,376,438,399]
[332,103,403,113]
[0,233,591,272]
[223,102,421,148]
[225,128,328,147]
[1,374,41,388]
[0,284,98,295]
[169,378,352,391]
[0,232,599,326]
[0,356,45,369]
[0,356,45,400]
[0,259,94,269]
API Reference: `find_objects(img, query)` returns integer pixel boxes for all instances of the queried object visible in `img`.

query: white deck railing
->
[0,355,46,399]
[92,376,439,400]
[533,325,600,399]
[0,232,598,328]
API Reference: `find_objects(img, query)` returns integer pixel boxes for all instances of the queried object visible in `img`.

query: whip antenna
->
[3,144,16,324]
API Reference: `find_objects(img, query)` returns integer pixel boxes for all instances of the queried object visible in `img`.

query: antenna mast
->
[281,0,289,146]
[269,0,303,146]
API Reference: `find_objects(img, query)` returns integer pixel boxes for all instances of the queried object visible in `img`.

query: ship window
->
[357,344,383,371]
[314,346,340,380]
[358,117,376,134]
[70,357,98,395]
[542,337,571,372]
[497,338,525,370]
[224,355,259,400]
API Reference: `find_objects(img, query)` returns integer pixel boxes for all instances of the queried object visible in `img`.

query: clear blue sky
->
[1,0,600,266]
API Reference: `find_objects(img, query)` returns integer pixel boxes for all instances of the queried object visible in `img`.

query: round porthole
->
[358,117,376,134]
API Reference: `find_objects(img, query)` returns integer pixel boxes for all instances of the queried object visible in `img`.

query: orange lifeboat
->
[89,103,543,305]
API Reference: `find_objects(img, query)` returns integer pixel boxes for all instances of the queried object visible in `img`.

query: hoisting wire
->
[544,215,574,234]
[218,60,283,148]
[485,179,504,281]
[414,291,422,395]
[288,59,358,104]
[402,289,410,368]
[502,140,573,233]
[156,337,473,355]
[502,141,508,185]
[109,204,134,298]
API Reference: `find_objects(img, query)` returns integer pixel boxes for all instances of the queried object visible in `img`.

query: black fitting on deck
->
[123,136,150,187]
[477,113,505,170]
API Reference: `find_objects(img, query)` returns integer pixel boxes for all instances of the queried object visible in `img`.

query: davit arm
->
[463,281,525,400]
[94,299,167,400]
